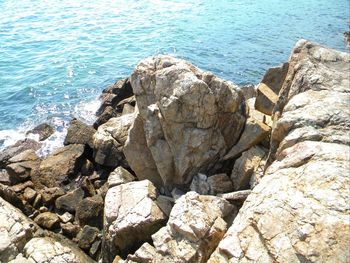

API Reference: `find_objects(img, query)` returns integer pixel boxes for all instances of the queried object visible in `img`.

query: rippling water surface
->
[0,0,349,151]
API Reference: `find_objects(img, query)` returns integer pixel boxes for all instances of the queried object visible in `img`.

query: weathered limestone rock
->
[35,144,85,188]
[55,188,85,213]
[0,197,37,262]
[209,40,350,262]
[34,212,60,230]
[0,139,41,169]
[224,117,270,160]
[93,113,135,167]
[129,191,234,263]
[64,118,96,148]
[108,166,135,188]
[124,55,246,187]
[26,123,54,141]
[103,180,166,261]
[23,187,37,203]
[23,237,95,263]
[39,187,65,206]
[254,62,289,115]
[231,145,267,190]
[61,222,81,238]
[6,150,41,184]
[218,189,252,201]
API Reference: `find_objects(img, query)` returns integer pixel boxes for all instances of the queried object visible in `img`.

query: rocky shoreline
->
[0,39,349,263]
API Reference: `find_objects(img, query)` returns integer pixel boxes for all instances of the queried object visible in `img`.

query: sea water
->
[0,0,349,153]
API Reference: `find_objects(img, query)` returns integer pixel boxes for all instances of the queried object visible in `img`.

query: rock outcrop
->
[209,40,350,262]
[128,191,235,263]
[124,55,246,187]
[103,180,166,262]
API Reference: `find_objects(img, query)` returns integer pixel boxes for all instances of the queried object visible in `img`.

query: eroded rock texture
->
[124,55,246,187]
[209,40,350,262]
[128,191,235,263]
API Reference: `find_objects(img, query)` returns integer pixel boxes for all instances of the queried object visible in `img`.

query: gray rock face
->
[124,55,246,187]
[103,180,166,262]
[107,166,135,188]
[129,192,235,263]
[93,114,135,167]
[55,188,85,213]
[209,40,350,262]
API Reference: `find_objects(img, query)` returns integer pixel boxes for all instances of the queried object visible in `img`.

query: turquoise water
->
[0,0,349,150]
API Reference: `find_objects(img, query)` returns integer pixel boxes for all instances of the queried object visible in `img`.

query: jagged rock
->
[230,145,267,190]
[126,242,157,262]
[23,237,95,263]
[254,62,289,115]
[34,144,85,188]
[76,195,104,229]
[239,83,256,100]
[8,253,31,263]
[0,169,11,185]
[0,139,41,169]
[102,180,166,261]
[93,114,135,167]
[124,55,246,187]
[26,123,54,141]
[6,150,41,184]
[108,166,135,188]
[58,212,74,223]
[23,187,37,203]
[64,118,96,148]
[0,183,27,213]
[129,192,234,263]
[81,159,94,176]
[171,188,185,200]
[34,212,60,230]
[55,188,85,213]
[122,103,135,115]
[207,173,234,195]
[39,187,65,206]
[90,240,102,259]
[61,222,81,238]
[224,117,270,160]
[209,40,350,262]
[0,197,38,262]
[218,189,252,201]
[80,177,96,197]
[77,225,100,250]
[189,173,209,195]
[124,112,163,187]
[155,195,174,217]
[95,78,134,128]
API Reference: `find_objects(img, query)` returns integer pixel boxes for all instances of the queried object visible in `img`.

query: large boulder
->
[64,118,96,148]
[0,197,38,262]
[23,237,95,263]
[124,55,247,187]
[93,113,135,167]
[128,191,235,263]
[34,144,85,188]
[0,139,41,169]
[209,40,350,262]
[5,150,41,184]
[102,180,166,262]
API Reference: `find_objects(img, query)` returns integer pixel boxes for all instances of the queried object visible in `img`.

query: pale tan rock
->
[23,237,95,263]
[207,173,234,195]
[93,114,135,167]
[254,62,289,115]
[209,40,350,263]
[218,190,252,201]
[125,55,246,187]
[0,197,37,262]
[224,118,270,160]
[145,192,234,263]
[108,166,135,188]
[102,180,166,262]
[231,146,267,190]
